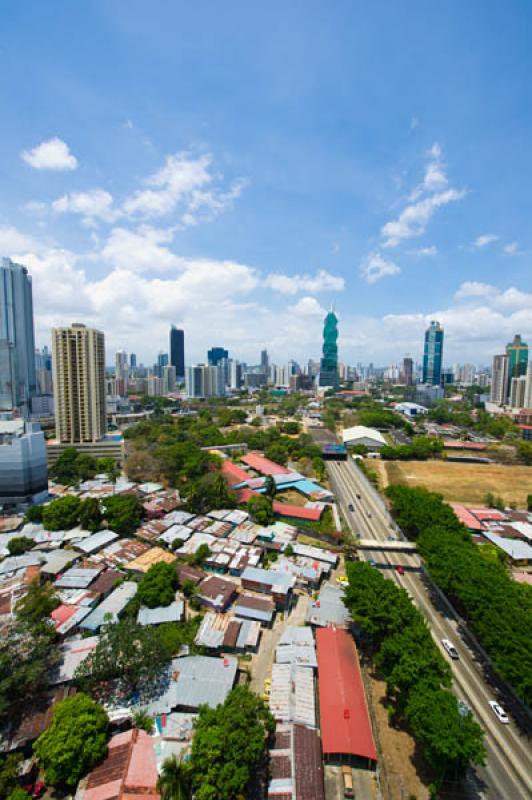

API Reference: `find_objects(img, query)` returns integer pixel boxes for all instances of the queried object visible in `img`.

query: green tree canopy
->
[49,448,98,485]
[157,754,192,800]
[24,504,43,523]
[15,578,60,628]
[184,472,236,515]
[102,493,143,536]
[75,618,170,693]
[33,693,108,790]
[7,536,35,555]
[247,494,275,526]
[42,495,81,530]
[190,686,274,800]
[138,562,178,608]
[79,497,104,532]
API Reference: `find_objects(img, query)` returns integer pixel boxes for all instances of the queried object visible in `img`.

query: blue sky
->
[1,0,532,366]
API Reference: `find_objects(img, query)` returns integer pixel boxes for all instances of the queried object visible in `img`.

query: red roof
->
[468,507,506,521]
[443,440,487,450]
[51,604,79,626]
[241,452,291,476]
[316,628,377,762]
[222,459,250,485]
[84,728,159,800]
[518,424,532,431]
[272,501,322,521]
[449,503,485,531]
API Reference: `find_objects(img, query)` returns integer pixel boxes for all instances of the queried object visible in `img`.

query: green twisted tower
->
[318,309,339,388]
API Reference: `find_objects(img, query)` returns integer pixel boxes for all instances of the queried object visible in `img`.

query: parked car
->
[488,700,509,724]
[395,564,405,575]
[441,638,459,660]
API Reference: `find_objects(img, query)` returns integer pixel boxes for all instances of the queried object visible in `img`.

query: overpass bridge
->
[357,539,418,552]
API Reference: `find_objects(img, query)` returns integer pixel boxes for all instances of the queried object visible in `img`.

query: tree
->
[247,494,275,526]
[7,789,31,800]
[79,497,103,532]
[312,456,326,482]
[7,536,35,555]
[42,495,81,530]
[189,686,274,800]
[132,708,155,733]
[33,693,108,790]
[102,493,143,536]
[157,754,192,800]
[138,562,178,608]
[49,447,82,485]
[75,618,170,693]
[76,453,98,481]
[184,472,236,515]
[0,754,23,799]
[15,578,59,627]
[263,475,276,498]
[192,543,211,567]
[527,494,532,512]
[284,543,294,557]
[264,443,288,466]
[24,504,43,523]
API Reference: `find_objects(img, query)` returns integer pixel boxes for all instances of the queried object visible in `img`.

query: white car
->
[488,700,509,724]
[441,638,459,660]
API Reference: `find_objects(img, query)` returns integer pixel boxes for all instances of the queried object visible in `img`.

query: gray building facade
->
[0,418,48,505]
[0,258,37,414]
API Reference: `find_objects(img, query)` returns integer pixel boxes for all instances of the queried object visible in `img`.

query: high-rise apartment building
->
[207,347,229,366]
[186,364,225,398]
[0,257,37,414]
[402,357,414,386]
[506,335,528,396]
[490,354,509,405]
[52,323,106,444]
[422,321,444,386]
[170,326,185,380]
[260,349,269,375]
[318,310,339,388]
[130,353,137,370]
[510,375,527,408]
[115,350,129,396]
[162,364,177,394]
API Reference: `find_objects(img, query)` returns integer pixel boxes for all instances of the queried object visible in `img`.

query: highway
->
[327,458,532,800]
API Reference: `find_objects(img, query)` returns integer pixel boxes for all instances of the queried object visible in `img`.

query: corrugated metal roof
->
[316,628,377,761]
[80,581,138,631]
[306,582,350,628]
[74,529,119,554]
[137,602,184,626]
[241,452,292,476]
[55,567,102,589]
[269,663,316,728]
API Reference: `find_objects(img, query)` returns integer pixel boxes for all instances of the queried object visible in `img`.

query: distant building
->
[52,323,106,444]
[260,349,269,375]
[207,347,229,366]
[170,326,185,380]
[490,354,509,405]
[162,364,176,394]
[318,310,339,388]
[0,418,48,505]
[186,364,224,398]
[115,349,128,396]
[342,425,386,449]
[129,352,137,370]
[0,257,37,415]
[506,334,528,397]
[395,402,427,418]
[402,357,414,386]
[422,320,444,386]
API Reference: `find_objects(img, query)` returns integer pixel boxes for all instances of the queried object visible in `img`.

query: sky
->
[1,0,532,368]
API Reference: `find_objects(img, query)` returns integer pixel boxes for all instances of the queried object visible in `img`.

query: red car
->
[395,565,405,575]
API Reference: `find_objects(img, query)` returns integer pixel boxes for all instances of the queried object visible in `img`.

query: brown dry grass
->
[275,488,307,506]
[380,459,532,506]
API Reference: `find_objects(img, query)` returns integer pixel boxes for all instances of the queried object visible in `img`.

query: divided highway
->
[327,458,532,800]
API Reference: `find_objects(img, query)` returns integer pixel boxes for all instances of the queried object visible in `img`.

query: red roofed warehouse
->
[241,452,291,476]
[316,627,377,767]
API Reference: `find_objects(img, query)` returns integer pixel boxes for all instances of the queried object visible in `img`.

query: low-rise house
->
[306,582,350,628]
[176,532,216,556]
[267,723,325,800]
[194,611,260,652]
[292,543,338,567]
[50,636,99,685]
[80,581,138,632]
[176,563,205,586]
[276,626,317,668]
[137,601,184,626]
[158,524,192,547]
[41,549,78,578]
[74,529,119,555]
[79,728,159,800]
[269,663,316,728]
[127,546,177,574]
[54,566,103,590]
[90,537,151,567]
[88,568,122,598]
[240,566,295,608]
[234,593,275,625]
[196,575,237,612]
[145,655,238,715]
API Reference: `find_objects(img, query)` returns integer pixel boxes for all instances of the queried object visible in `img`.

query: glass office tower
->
[0,257,37,414]
[318,310,339,388]
[170,326,185,380]
[422,320,444,386]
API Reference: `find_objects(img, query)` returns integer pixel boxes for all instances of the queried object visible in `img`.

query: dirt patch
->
[362,660,430,800]
[275,488,307,506]
[382,459,532,506]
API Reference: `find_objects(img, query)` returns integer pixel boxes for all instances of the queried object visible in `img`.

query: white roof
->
[342,425,386,445]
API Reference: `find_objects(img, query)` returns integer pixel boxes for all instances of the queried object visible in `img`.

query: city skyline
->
[1,4,532,364]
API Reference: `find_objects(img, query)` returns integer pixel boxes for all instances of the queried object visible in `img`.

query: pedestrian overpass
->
[357,539,418,552]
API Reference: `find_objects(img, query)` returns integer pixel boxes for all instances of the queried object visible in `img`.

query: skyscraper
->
[422,321,444,386]
[489,354,508,404]
[0,257,37,414]
[130,353,137,370]
[186,364,225,398]
[402,357,414,386]
[52,323,106,443]
[318,310,339,388]
[162,364,177,394]
[260,349,269,374]
[207,347,229,366]
[115,350,128,396]
[506,334,528,396]
[170,326,185,380]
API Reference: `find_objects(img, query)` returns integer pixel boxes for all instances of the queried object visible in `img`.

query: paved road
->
[327,458,532,800]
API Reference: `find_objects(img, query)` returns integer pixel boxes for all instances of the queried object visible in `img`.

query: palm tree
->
[157,754,192,800]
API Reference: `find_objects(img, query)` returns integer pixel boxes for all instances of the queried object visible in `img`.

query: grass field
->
[375,459,532,506]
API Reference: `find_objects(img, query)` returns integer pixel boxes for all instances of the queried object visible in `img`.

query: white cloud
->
[121,151,245,224]
[410,116,420,131]
[52,189,116,225]
[98,226,181,272]
[454,281,497,301]
[503,241,520,256]
[21,138,78,170]
[265,269,344,295]
[0,225,41,254]
[360,252,400,284]
[288,296,325,316]
[382,187,465,248]
[411,245,438,257]
[473,233,498,249]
